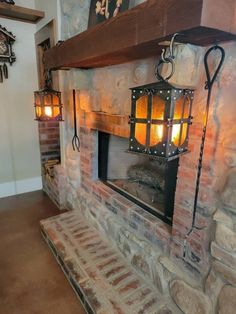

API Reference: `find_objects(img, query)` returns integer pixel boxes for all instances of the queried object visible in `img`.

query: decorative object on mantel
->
[71,89,80,152]
[0,24,16,83]
[88,0,129,28]
[34,41,63,122]
[0,0,15,4]
[128,33,194,161]
[183,45,225,261]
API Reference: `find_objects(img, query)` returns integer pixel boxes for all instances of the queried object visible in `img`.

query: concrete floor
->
[0,190,85,314]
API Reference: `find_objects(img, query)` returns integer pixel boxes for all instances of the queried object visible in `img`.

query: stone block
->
[212,260,236,286]
[204,269,224,312]
[131,254,152,279]
[213,209,236,231]
[221,170,236,213]
[211,241,236,269]
[159,255,200,288]
[218,285,236,314]
[215,223,236,252]
[170,279,212,314]
[162,44,204,88]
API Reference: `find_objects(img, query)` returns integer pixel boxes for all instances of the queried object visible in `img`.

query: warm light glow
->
[135,123,146,145]
[157,125,163,140]
[172,124,181,146]
[45,106,53,117]
[150,125,163,146]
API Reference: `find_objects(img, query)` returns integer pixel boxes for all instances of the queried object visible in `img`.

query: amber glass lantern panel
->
[173,96,184,119]
[44,106,53,117]
[183,96,191,118]
[35,93,41,106]
[171,96,184,146]
[35,106,42,119]
[135,95,148,119]
[150,95,165,146]
[53,106,60,117]
[44,94,52,106]
[180,123,188,145]
[53,94,60,105]
[150,124,163,146]
[171,124,181,146]
[151,95,165,120]
[135,123,147,146]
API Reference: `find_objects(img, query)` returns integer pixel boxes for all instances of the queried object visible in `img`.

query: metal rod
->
[72,89,80,152]
[183,45,225,258]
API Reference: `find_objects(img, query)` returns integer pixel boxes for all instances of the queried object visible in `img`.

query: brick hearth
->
[40,211,181,314]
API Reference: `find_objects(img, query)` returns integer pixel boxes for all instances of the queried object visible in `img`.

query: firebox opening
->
[98,131,179,225]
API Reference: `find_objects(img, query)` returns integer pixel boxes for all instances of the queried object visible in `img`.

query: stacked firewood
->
[44,159,59,180]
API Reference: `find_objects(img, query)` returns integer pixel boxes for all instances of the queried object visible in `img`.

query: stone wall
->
[54,1,236,313]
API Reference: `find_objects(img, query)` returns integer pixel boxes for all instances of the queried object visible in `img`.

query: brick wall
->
[38,121,61,165]
[37,121,66,209]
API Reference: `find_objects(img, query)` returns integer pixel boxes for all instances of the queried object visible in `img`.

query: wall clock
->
[0,25,16,83]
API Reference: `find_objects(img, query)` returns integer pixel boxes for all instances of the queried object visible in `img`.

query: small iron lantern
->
[129,81,194,160]
[34,87,63,121]
[129,34,194,160]
[34,42,63,122]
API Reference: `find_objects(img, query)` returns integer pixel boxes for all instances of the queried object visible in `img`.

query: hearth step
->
[40,211,177,314]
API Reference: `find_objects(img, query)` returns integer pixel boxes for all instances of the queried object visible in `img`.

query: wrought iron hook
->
[156,33,181,81]
[160,32,179,63]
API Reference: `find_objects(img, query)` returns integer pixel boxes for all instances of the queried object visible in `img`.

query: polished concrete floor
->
[0,190,85,314]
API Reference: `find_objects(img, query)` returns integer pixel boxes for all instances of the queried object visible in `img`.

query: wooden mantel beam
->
[45,0,236,70]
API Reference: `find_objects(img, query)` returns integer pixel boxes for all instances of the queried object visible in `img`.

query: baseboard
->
[0,181,15,198]
[0,176,42,198]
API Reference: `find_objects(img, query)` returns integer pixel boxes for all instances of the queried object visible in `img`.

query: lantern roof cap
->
[130,80,195,91]
[34,87,61,94]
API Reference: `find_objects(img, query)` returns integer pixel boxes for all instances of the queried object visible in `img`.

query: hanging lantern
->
[128,34,194,160]
[34,41,63,122]
[129,81,193,160]
[34,87,63,121]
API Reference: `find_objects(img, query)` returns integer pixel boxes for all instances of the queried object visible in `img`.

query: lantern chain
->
[183,45,225,260]
[41,39,52,89]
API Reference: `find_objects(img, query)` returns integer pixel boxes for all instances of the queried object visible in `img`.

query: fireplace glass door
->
[98,132,179,225]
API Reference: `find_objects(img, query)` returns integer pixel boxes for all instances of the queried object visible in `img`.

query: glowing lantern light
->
[34,88,63,121]
[129,81,194,160]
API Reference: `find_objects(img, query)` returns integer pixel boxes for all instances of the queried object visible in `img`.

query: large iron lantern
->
[129,81,194,160]
[34,88,63,121]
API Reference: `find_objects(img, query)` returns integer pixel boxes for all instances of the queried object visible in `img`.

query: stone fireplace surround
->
[41,38,236,313]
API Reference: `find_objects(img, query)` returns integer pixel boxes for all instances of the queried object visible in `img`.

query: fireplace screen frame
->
[98,131,179,225]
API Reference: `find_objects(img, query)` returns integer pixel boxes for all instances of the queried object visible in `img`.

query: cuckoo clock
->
[0,1,15,4]
[0,25,16,82]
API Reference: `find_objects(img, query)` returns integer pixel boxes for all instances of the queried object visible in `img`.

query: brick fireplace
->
[40,42,236,313]
[39,1,236,313]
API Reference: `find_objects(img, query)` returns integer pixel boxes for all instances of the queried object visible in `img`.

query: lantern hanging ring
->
[155,33,180,82]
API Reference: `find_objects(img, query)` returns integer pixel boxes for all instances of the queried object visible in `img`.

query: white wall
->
[35,0,60,34]
[15,0,35,9]
[0,5,42,198]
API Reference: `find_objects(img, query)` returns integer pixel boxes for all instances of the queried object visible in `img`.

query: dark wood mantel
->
[45,0,236,70]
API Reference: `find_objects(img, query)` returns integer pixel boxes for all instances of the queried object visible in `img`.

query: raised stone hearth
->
[40,211,181,314]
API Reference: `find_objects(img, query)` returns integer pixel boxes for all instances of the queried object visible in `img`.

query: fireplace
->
[98,131,179,225]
